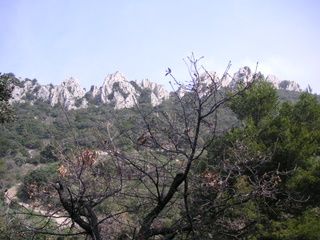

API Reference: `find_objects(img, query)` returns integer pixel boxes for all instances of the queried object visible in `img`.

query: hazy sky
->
[1,0,319,92]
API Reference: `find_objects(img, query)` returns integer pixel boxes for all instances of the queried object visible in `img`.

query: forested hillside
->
[0,66,320,239]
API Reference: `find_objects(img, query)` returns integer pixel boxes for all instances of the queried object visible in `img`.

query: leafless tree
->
[103,54,268,239]
[9,55,286,240]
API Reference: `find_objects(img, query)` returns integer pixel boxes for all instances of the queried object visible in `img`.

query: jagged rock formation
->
[173,66,301,98]
[86,72,139,109]
[10,77,87,110]
[228,66,253,89]
[200,67,301,92]
[266,75,301,92]
[9,68,301,110]
[139,79,169,106]
[85,72,170,109]
[230,67,301,91]
[11,72,169,110]
[207,67,301,92]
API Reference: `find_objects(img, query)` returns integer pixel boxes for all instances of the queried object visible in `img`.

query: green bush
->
[17,164,58,202]
[39,145,58,163]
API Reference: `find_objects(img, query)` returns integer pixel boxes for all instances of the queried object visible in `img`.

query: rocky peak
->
[9,67,302,111]
[10,79,33,103]
[235,66,252,80]
[99,72,138,109]
[49,77,87,110]
[79,72,170,109]
[61,77,85,95]
[106,72,134,91]
[227,67,301,92]
[175,66,302,98]
[104,71,127,84]
[278,80,301,91]
[140,79,158,89]
[10,77,88,110]
[139,79,169,106]
[228,67,252,89]
[266,75,301,91]
[199,71,232,88]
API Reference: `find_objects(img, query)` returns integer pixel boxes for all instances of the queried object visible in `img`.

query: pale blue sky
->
[1,0,319,91]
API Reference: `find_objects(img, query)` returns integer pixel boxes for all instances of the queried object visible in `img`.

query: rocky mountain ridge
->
[10,72,170,110]
[199,66,301,92]
[10,68,301,110]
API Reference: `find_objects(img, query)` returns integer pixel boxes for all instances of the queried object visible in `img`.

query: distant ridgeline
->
[9,72,169,110]
[9,67,302,110]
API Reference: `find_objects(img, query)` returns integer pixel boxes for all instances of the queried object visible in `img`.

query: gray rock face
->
[229,66,253,89]
[50,77,87,110]
[175,67,302,98]
[139,79,169,106]
[9,68,302,110]
[10,78,87,110]
[11,72,169,110]
[231,68,301,91]
[99,72,138,109]
[217,67,301,92]
[266,75,301,91]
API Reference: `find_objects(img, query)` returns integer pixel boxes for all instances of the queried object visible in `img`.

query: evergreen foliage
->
[0,74,319,239]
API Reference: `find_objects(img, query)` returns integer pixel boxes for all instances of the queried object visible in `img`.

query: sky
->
[0,0,319,92]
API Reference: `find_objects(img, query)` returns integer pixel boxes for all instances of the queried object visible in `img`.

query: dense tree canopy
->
[0,73,16,123]
[208,80,320,239]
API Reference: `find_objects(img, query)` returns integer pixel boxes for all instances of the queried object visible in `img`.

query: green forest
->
[0,65,320,240]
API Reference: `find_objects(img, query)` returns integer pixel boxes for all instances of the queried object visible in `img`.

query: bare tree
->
[9,55,286,240]
[8,147,125,240]
[104,54,266,239]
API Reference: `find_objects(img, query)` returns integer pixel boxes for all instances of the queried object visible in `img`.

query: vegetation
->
[0,62,319,239]
[0,73,16,123]
[208,81,320,239]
